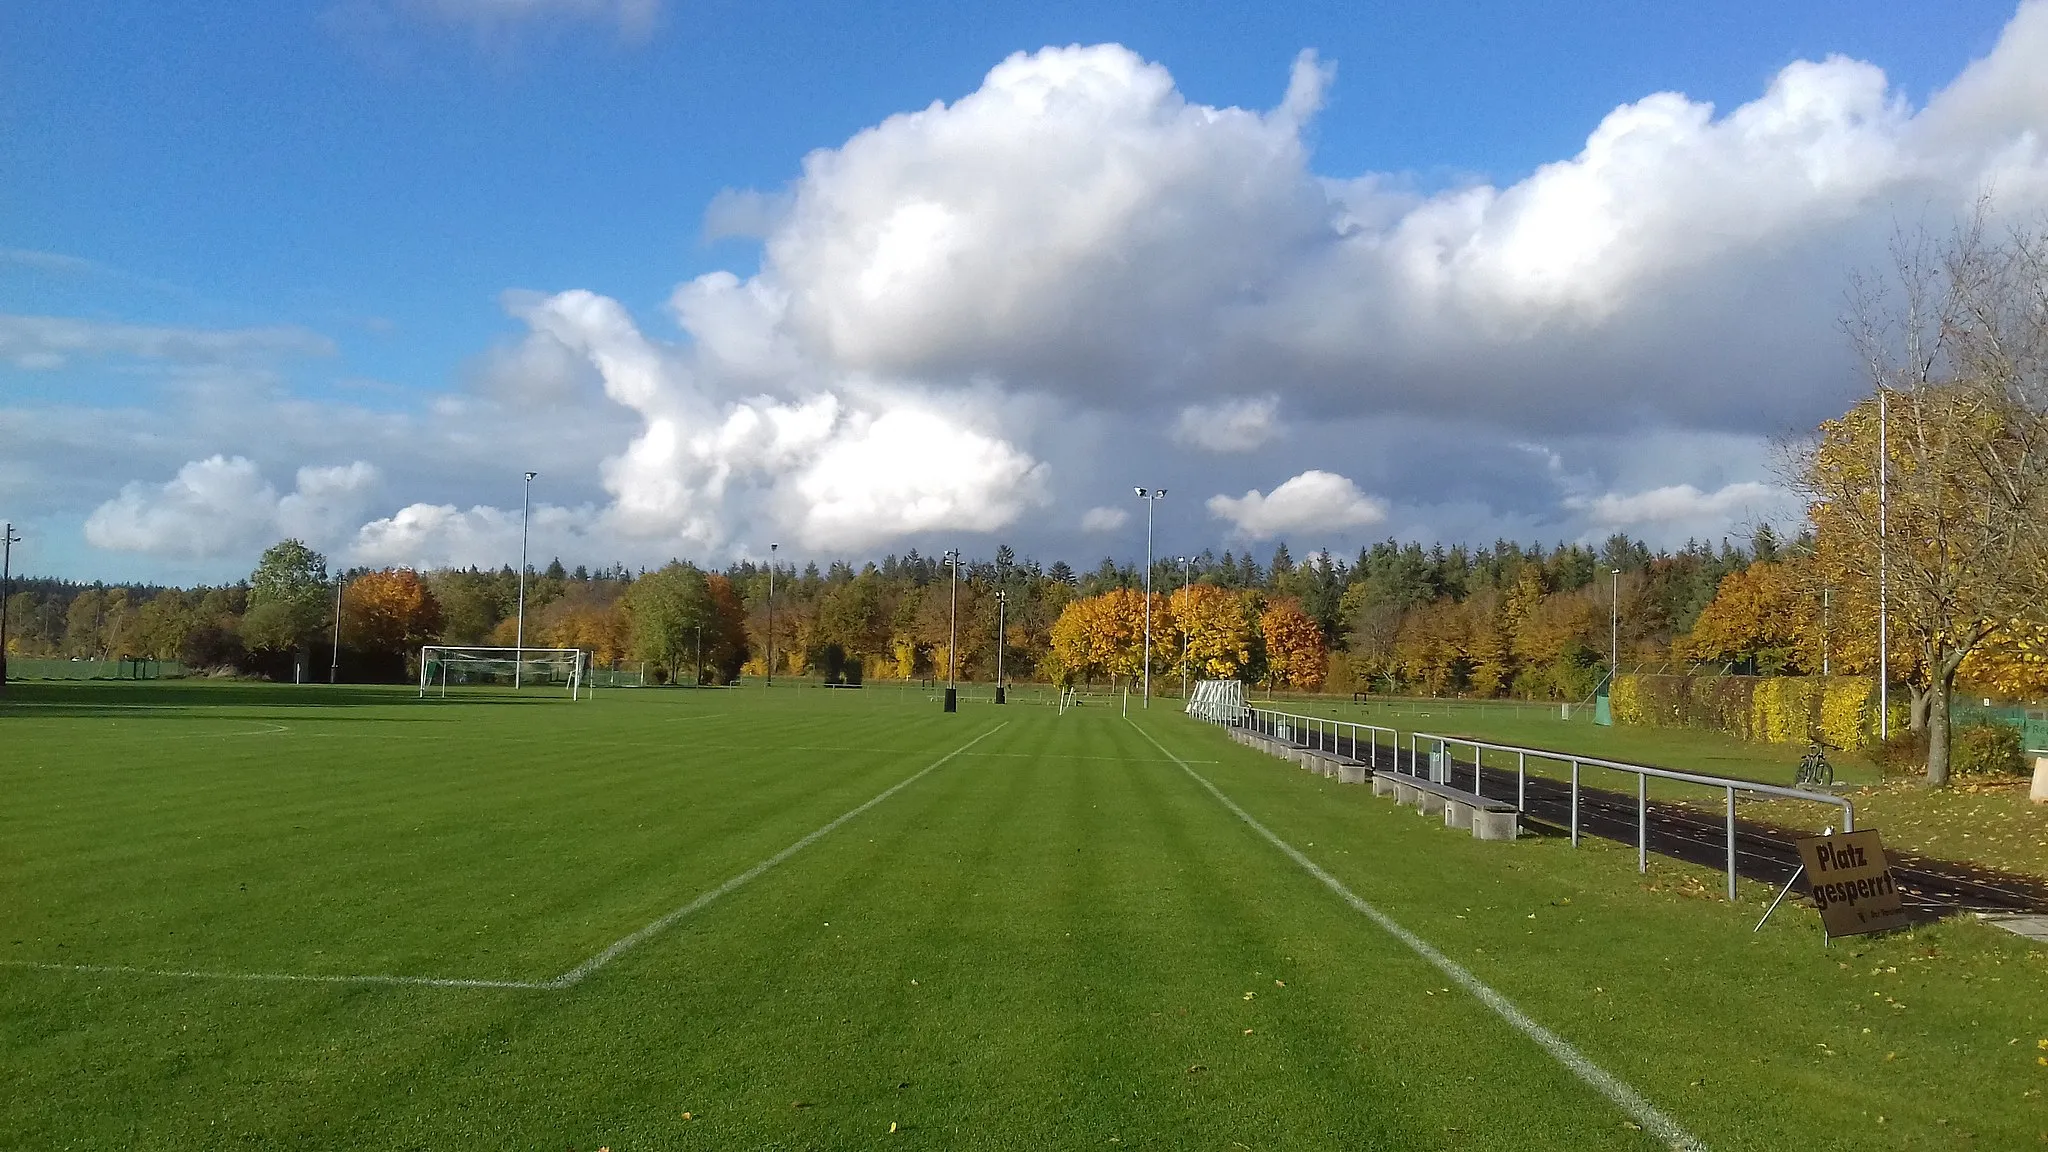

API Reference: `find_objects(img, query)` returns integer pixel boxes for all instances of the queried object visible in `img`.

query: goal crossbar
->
[419,646,587,700]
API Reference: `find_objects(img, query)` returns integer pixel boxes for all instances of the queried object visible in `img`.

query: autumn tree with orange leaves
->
[341,569,443,661]
[1259,598,1325,691]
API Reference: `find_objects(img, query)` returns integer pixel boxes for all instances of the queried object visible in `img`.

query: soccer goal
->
[418,646,587,699]
[1186,679,1249,725]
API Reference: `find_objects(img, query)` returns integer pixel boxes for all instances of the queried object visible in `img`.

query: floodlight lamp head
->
[524,471,538,481]
[1133,487,1146,497]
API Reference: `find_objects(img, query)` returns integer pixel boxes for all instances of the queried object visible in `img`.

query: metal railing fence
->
[1407,730,1855,900]
[1201,703,1397,770]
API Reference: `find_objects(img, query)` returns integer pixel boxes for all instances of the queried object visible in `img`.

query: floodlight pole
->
[1177,555,1193,700]
[1134,487,1166,707]
[515,471,537,689]
[994,589,1007,705]
[766,542,779,686]
[0,522,19,690]
[1609,568,1620,683]
[330,571,347,684]
[943,548,960,713]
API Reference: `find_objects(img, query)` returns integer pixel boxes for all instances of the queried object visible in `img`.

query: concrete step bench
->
[1299,750,1341,778]
[1376,773,1521,841]
[1299,751,1368,782]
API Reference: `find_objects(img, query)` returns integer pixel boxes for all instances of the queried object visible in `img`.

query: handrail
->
[1220,703,1399,769]
[1410,729,1855,901]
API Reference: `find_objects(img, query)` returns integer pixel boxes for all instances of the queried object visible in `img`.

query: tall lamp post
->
[1133,487,1166,707]
[329,570,348,684]
[766,542,779,686]
[942,548,960,713]
[1609,567,1621,682]
[1176,555,1193,700]
[0,522,20,690]
[515,471,537,689]
[994,588,1007,705]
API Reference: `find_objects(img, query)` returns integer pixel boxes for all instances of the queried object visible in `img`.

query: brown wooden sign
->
[1795,829,1910,938]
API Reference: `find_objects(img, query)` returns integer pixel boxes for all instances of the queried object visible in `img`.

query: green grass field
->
[4,682,2045,1149]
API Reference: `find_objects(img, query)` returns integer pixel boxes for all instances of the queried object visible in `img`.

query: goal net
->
[1186,679,1249,725]
[419,646,587,699]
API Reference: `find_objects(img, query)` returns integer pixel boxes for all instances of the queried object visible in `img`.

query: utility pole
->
[515,471,537,689]
[1134,487,1166,707]
[766,542,779,686]
[1877,387,1889,740]
[0,522,19,690]
[1821,587,1831,677]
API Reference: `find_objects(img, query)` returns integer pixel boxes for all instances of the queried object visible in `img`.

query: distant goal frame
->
[418,646,588,700]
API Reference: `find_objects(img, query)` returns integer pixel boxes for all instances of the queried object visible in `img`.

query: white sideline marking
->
[1130,720,1707,1152]
[547,721,1007,988]
[3,723,1009,993]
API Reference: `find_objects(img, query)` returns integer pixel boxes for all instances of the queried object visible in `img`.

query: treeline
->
[5,532,1775,693]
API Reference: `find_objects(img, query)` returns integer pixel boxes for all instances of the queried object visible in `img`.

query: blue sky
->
[2,1,2041,582]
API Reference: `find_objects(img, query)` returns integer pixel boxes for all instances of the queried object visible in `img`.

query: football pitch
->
[3,683,2044,1149]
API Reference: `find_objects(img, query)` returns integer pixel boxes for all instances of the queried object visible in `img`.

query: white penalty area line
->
[4,722,1010,994]
[1128,719,1707,1152]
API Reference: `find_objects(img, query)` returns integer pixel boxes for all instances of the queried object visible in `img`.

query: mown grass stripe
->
[3,722,1008,994]
[1130,717,1708,1152]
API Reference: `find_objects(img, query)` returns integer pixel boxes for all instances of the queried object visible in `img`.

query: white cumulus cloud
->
[1569,480,1786,532]
[1207,470,1389,541]
[38,6,2048,578]
[1170,396,1280,453]
[1079,506,1130,533]
[85,456,378,560]
[349,501,594,569]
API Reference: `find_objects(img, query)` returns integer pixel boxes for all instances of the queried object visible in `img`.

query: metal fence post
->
[1471,740,1483,798]
[1517,751,1526,811]
[1570,760,1580,846]
[1725,787,1738,901]
[1637,774,1647,874]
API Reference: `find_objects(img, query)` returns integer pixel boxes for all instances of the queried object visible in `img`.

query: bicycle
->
[1795,740,1834,789]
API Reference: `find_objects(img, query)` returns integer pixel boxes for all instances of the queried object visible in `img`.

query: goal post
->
[1186,679,1249,725]
[418,646,587,700]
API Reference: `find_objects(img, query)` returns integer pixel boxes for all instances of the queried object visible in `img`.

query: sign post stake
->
[1753,864,1806,933]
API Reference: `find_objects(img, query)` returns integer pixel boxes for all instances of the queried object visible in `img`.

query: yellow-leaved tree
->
[342,569,444,661]
[1260,598,1325,691]
[1172,584,1254,680]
